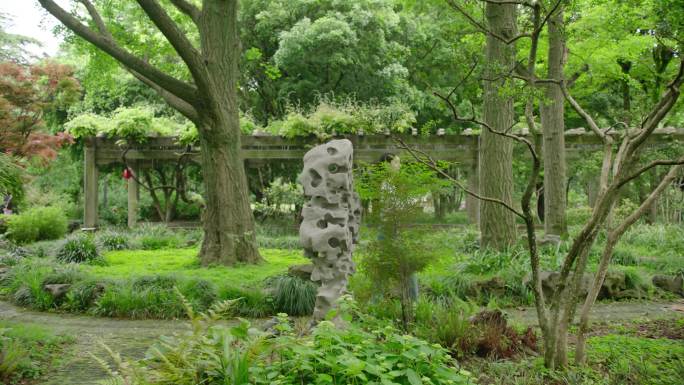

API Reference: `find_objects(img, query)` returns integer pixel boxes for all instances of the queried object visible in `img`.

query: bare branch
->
[395,138,525,218]
[434,91,540,162]
[617,156,684,189]
[561,80,607,140]
[169,0,200,23]
[38,0,198,104]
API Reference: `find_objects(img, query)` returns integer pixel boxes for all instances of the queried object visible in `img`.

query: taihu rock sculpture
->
[299,139,361,321]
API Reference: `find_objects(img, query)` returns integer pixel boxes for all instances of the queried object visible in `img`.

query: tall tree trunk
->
[479,2,517,249]
[541,7,567,238]
[197,0,262,265]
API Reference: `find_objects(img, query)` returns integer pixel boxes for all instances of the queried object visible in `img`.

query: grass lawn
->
[84,248,308,287]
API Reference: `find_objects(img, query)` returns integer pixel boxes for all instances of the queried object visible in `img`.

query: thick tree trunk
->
[541,7,567,237]
[479,2,517,249]
[197,0,262,265]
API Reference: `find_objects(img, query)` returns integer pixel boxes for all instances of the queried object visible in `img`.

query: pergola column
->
[465,136,480,225]
[83,139,99,229]
[127,162,139,228]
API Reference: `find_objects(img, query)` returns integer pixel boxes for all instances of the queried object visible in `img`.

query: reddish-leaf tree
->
[0,61,79,160]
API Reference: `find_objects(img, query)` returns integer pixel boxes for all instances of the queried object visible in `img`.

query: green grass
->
[0,320,72,383]
[83,248,308,287]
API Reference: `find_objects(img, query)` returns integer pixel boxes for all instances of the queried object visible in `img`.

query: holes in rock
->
[327,147,338,155]
[324,213,345,227]
[309,169,322,188]
[328,163,348,174]
[317,219,328,229]
[328,237,340,248]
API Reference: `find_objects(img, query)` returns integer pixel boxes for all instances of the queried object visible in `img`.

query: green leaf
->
[406,368,422,385]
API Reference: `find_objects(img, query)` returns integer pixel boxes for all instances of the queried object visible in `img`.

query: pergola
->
[82,127,684,229]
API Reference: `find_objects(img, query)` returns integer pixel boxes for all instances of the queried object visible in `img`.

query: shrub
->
[5,207,68,244]
[267,275,316,316]
[64,280,105,312]
[56,235,100,264]
[180,278,218,311]
[139,235,176,250]
[98,231,129,251]
[218,285,274,318]
[93,280,186,319]
[3,259,58,310]
[414,297,477,356]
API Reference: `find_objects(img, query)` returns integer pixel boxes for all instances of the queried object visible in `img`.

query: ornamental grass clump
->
[56,235,100,264]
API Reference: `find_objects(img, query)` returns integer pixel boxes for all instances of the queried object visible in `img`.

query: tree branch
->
[135,0,206,87]
[38,0,198,105]
[127,69,198,121]
[169,0,200,23]
[445,0,531,45]
[395,138,525,218]
[617,156,684,189]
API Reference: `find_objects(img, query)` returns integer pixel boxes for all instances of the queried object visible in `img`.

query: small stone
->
[653,274,684,297]
[288,264,314,280]
[44,284,71,300]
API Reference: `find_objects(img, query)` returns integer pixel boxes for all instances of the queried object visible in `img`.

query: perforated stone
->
[298,139,361,321]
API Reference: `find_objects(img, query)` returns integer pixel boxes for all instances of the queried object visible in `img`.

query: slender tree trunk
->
[479,2,518,249]
[197,1,262,265]
[541,7,567,238]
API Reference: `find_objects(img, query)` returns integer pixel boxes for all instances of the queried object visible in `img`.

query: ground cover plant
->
[97,295,475,385]
[0,320,72,384]
[465,317,684,385]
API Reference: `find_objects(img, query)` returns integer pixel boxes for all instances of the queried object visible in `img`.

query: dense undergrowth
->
[0,321,72,384]
[97,295,474,385]
[1,222,682,321]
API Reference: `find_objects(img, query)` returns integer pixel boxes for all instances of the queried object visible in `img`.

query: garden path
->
[1,299,682,384]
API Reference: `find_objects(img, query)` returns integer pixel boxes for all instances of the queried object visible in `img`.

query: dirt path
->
[1,300,682,384]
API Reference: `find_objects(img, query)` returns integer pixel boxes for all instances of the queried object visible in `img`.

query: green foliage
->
[56,235,100,264]
[253,177,303,222]
[65,107,188,143]
[0,246,308,319]
[0,321,71,384]
[63,112,112,139]
[267,275,316,316]
[357,160,449,326]
[5,207,68,244]
[586,334,684,385]
[97,231,129,251]
[0,153,24,205]
[83,247,306,287]
[99,295,472,385]
[267,99,417,138]
[414,297,476,355]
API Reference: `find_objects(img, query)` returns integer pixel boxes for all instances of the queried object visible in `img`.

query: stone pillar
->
[299,139,361,322]
[84,139,99,229]
[127,162,139,228]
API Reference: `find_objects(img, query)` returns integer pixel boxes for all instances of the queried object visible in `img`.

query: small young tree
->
[356,159,448,330]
